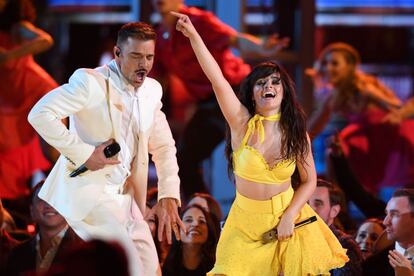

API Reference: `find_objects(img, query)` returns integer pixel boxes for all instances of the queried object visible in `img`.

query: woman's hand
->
[277,212,295,241]
[170,11,198,39]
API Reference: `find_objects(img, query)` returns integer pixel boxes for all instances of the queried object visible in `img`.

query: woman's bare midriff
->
[235,175,291,201]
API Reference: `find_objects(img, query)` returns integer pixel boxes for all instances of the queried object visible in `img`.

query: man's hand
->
[84,139,120,171]
[389,250,413,275]
[154,198,184,244]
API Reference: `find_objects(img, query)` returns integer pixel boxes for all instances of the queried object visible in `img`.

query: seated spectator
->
[0,199,19,275]
[363,189,414,276]
[309,179,363,275]
[187,192,224,221]
[6,181,84,275]
[162,204,220,276]
[355,218,385,259]
[46,239,129,276]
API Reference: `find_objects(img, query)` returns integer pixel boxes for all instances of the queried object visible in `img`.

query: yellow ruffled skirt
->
[208,187,349,275]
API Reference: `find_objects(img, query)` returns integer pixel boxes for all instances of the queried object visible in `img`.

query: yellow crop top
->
[233,113,296,184]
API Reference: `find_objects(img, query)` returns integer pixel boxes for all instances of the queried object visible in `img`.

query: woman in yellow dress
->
[171,12,348,275]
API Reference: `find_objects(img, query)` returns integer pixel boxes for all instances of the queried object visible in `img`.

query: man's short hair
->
[316,179,345,207]
[392,188,414,213]
[116,22,156,46]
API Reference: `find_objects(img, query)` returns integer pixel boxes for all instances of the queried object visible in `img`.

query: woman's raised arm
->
[171,11,247,128]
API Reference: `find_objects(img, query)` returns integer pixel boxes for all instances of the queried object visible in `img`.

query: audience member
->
[151,0,289,200]
[355,218,385,259]
[309,179,363,275]
[308,42,414,194]
[187,192,223,221]
[46,239,129,276]
[363,189,414,275]
[162,204,220,276]
[6,181,83,275]
[0,199,19,275]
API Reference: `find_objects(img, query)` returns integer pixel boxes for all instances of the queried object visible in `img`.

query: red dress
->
[0,31,57,199]
[339,107,414,193]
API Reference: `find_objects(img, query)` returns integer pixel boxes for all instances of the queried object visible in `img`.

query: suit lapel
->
[107,83,123,143]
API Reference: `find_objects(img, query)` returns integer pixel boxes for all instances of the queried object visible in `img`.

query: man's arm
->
[28,69,95,167]
[148,101,184,244]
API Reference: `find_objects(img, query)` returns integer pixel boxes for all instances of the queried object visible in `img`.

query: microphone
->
[69,142,121,177]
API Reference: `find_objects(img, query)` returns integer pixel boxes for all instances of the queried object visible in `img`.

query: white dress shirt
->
[104,61,141,193]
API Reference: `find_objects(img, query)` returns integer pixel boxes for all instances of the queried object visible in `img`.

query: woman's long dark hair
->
[225,61,309,175]
[0,0,36,31]
[162,204,220,276]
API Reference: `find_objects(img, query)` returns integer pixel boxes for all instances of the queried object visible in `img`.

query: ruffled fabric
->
[340,108,414,193]
[209,190,348,275]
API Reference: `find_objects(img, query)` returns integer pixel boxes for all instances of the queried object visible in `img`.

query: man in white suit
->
[28,22,183,276]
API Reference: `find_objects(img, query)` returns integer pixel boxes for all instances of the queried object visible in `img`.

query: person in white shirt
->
[28,22,183,276]
[363,188,414,275]
[386,189,414,276]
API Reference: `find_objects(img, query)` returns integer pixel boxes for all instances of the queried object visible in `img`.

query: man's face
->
[384,196,414,243]
[152,0,183,14]
[309,186,335,225]
[31,194,66,231]
[114,37,155,89]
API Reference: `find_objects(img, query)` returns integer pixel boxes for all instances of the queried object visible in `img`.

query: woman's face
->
[180,207,208,245]
[355,221,384,258]
[252,73,283,115]
[321,51,354,86]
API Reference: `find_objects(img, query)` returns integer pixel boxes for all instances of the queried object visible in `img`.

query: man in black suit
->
[363,188,414,275]
[6,181,83,275]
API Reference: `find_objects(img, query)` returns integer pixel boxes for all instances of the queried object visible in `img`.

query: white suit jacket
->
[28,62,180,221]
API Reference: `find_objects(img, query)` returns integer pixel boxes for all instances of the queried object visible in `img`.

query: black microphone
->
[69,142,121,177]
